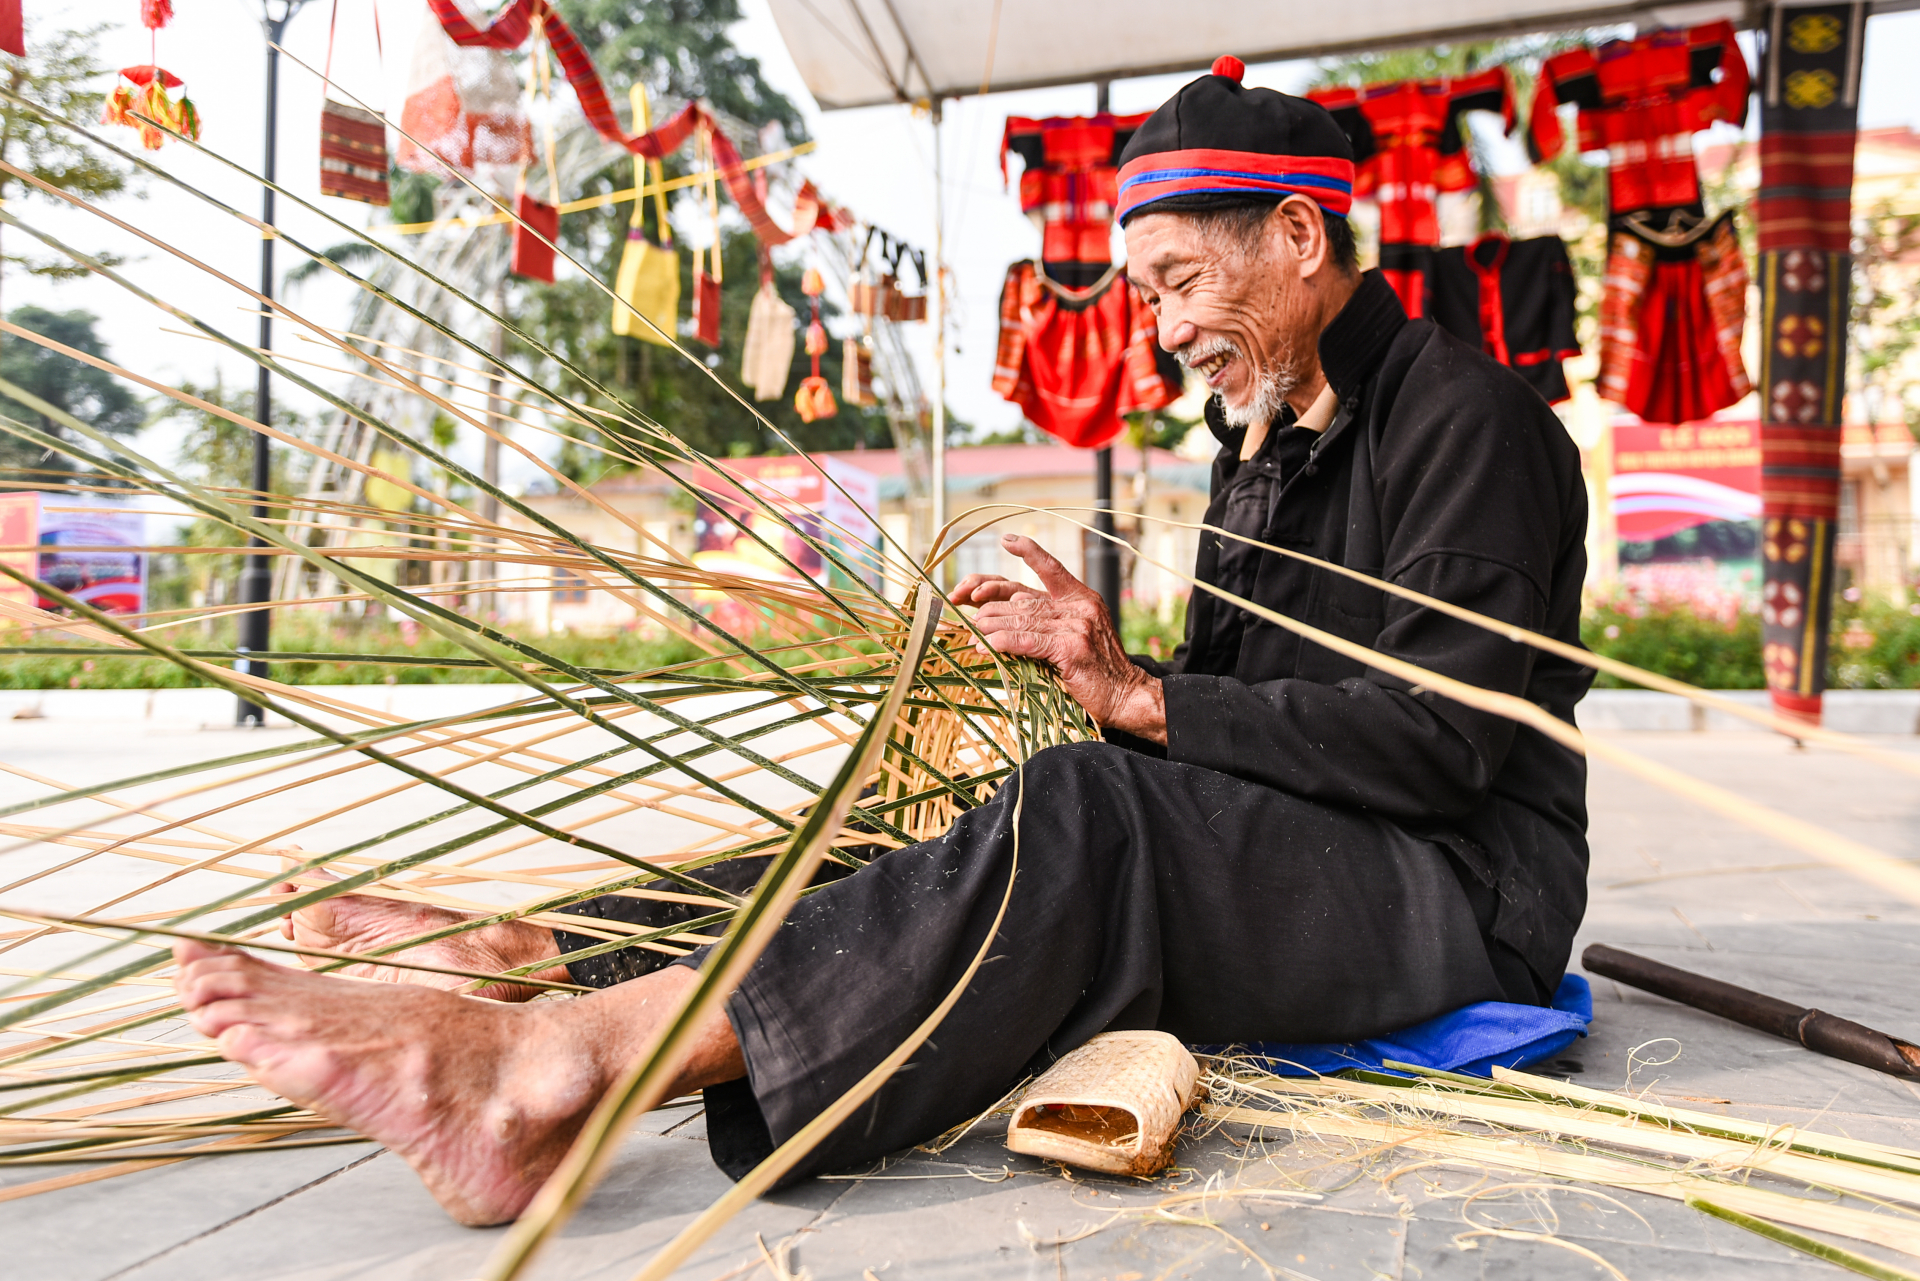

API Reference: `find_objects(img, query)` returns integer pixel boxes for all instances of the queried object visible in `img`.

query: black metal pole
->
[1087,79,1121,624]
[237,4,302,725]
[1092,449,1119,622]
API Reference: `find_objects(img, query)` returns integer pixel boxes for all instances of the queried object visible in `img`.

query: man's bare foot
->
[174,939,742,1226]
[277,863,564,1003]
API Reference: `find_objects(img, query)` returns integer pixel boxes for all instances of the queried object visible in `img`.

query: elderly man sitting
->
[172,60,1590,1225]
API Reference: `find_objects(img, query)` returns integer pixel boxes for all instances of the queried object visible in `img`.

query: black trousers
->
[555,740,1539,1181]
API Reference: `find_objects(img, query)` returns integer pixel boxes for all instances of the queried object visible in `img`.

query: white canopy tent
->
[763,0,1751,109]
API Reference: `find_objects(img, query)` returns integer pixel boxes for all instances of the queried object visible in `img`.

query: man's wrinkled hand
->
[948,534,1166,744]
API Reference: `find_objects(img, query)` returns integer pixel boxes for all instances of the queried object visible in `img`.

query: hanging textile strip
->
[1755,1,1866,725]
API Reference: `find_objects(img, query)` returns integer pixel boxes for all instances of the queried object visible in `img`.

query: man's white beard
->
[1216,362,1295,430]
[1181,340,1298,430]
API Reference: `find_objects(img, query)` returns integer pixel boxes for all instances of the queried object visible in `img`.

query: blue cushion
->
[1206,974,1593,1078]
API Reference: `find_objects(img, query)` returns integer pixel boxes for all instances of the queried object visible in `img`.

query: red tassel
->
[141,0,175,30]
[509,192,560,282]
[101,64,197,149]
[174,95,200,142]
[0,0,24,57]
[693,268,721,346]
[794,376,836,422]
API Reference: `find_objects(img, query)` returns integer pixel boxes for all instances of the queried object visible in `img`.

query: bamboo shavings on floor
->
[1199,1059,1920,1272]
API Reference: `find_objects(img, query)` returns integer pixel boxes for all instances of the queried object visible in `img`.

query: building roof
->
[535,443,1214,503]
[813,443,1212,501]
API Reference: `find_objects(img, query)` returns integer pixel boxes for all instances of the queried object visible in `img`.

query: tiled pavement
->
[7,708,1920,1280]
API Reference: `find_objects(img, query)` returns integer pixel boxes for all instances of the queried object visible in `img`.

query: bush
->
[0,611,710,690]
[1584,593,1920,691]
[1582,601,1763,688]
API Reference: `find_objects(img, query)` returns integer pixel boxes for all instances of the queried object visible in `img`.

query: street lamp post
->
[1089,80,1121,624]
[236,0,312,726]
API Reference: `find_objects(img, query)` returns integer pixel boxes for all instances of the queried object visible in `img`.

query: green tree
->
[0,23,133,310]
[1851,198,1920,438]
[0,306,142,485]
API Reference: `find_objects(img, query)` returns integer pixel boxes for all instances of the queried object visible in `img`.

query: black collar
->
[1318,268,1408,403]
[1203,268,1407,446]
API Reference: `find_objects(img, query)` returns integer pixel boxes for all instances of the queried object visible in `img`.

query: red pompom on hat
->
[1210,55,1245,83]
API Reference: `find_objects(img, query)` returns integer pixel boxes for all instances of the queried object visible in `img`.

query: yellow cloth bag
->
[610,82,678,346]
[612,232,679,344]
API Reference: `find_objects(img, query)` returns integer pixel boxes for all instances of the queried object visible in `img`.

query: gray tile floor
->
[8,722,1920,1280]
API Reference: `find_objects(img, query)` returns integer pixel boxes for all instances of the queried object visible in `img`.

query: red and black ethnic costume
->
[1753,4,1866,723]
[1529,19,1753,423]
[997,112,1176,446]
[1002,113,1149,289]
[991,261,1176,449]
[1311,69,1513,317]
[1529,20,1750,218]
[1427,234,1581,405]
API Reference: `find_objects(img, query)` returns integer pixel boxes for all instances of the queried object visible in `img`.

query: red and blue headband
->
[1114,148,1355,223]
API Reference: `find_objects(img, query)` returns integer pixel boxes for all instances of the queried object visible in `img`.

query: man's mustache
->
[1177,339,1241,370]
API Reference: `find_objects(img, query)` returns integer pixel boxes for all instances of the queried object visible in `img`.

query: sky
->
[12,1,1920,490]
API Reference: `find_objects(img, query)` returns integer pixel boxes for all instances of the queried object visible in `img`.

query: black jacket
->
[1133,270,1592,990]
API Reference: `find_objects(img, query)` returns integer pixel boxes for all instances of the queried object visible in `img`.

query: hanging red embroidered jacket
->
[1001,113,1151,282]
[1311,69,1510,246]
[991,261,1176,450]
[1311,69,1511,316]
[1527,19,1749,215]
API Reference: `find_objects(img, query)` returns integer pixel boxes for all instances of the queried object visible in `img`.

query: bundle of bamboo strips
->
[1197,1060,1920,1277]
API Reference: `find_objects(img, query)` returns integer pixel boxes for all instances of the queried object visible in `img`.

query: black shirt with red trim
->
[1428,234,1581,405]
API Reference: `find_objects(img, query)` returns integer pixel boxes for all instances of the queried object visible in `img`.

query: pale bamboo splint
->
[1005,1031,1201,1176]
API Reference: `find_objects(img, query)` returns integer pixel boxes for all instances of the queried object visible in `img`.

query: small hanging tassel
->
[173,94,201,142]
[693,266,721,346]
[510,192,560,282]
[794,376,836,423]
[793,268,835,419]
[102,66,193,150]
[0,0,25,58]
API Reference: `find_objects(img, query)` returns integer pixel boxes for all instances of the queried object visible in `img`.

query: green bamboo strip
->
[1688,1195,1920,1281]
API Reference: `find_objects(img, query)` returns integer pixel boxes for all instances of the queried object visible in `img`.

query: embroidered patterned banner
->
[1756,2,1864,725]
